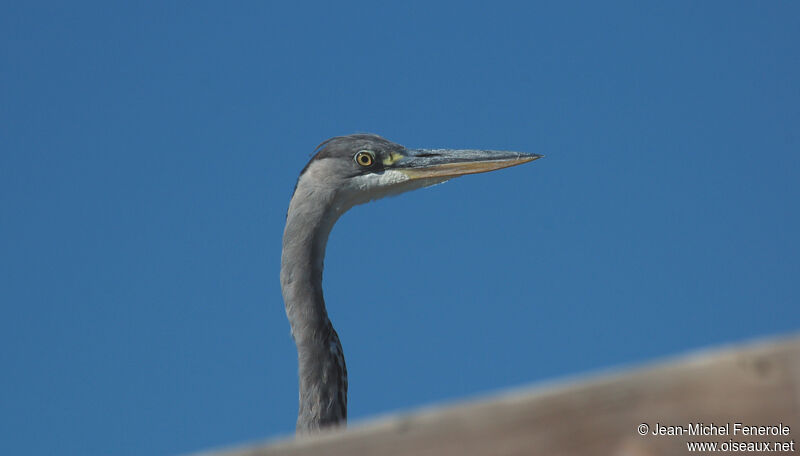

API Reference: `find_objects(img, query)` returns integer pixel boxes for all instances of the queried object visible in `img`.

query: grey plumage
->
[281,134,541,432]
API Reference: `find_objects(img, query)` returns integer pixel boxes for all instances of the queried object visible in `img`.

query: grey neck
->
[281,183,348,432]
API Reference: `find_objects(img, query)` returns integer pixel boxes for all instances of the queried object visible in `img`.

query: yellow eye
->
[355,151,374,167]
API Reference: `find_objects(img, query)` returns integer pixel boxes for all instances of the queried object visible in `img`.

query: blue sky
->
[1,1,798,455]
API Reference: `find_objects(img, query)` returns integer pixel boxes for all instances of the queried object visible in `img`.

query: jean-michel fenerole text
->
[651,422,791,436]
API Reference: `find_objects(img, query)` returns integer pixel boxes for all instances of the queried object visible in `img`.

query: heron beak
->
[392,148,543,180]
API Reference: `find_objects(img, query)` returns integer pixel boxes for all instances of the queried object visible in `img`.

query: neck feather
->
[281,178,348,432]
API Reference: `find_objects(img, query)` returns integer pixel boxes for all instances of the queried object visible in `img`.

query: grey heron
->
[281,134,541,432]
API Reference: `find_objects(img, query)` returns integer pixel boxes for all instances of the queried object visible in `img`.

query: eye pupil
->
[356,151,373,166]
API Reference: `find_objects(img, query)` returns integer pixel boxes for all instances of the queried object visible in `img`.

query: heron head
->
[292,134,542,214]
